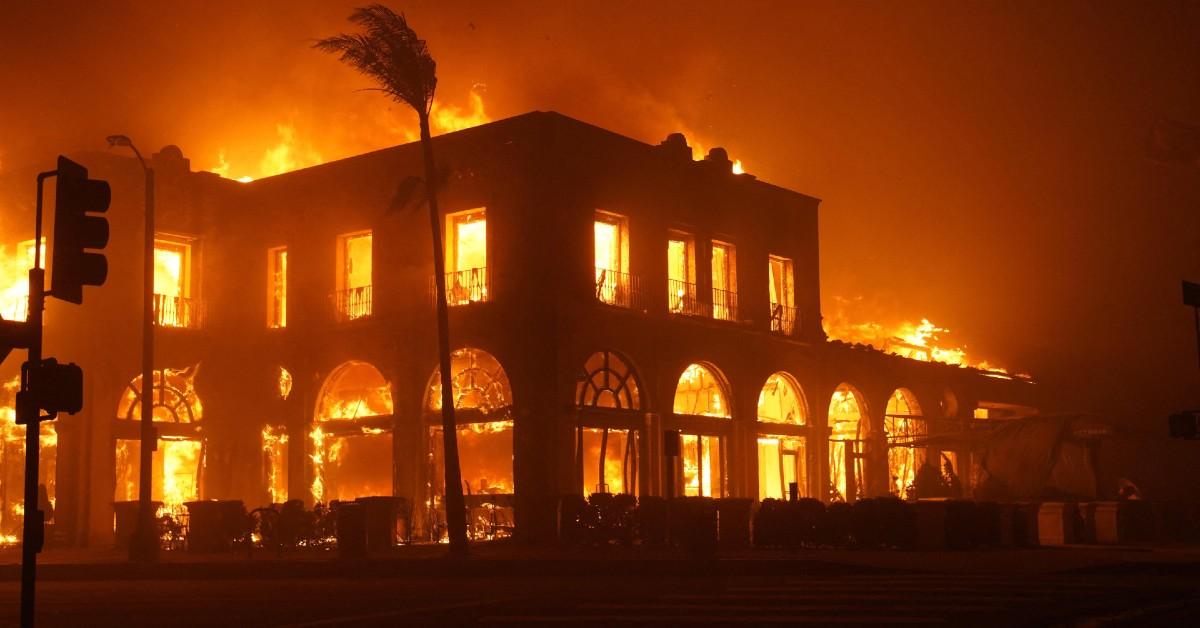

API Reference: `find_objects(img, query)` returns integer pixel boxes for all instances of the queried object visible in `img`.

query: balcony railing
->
[667,279,705,317]
[441,267,489,306]
[333,286,372,322]
[154,294,204,329]
[712,288,739,322]
[770,302,799,336]
[595,267,642,309]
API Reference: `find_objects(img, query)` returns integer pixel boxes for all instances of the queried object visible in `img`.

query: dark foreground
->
[1,545,1199,626]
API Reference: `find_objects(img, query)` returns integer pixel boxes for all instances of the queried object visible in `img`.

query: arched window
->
[885,388,925,499]
[424,348,515,540]
[114,366,205,514]
[316,361,392,421]
[311,361,393,504]
[427,348,512,416]
[576,351,641,410]
[117,365,203,423]
[828,383,868,502]
[757,372,806,425]
[673,363,730,418]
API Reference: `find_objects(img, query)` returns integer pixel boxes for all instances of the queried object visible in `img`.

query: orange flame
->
[208,87,490,182]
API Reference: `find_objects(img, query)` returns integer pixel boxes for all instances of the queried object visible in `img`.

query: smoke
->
[1,1,1198,424]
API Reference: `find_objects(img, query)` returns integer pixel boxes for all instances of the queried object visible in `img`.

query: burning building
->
[1,111,1037,546]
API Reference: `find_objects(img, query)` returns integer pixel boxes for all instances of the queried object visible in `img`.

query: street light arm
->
[105,135,149,172]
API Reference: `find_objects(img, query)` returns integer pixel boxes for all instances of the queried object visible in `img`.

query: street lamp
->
[106,134,157,562]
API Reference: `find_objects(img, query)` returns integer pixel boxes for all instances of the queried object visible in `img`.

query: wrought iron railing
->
[332,286,372,321]
[667,279,705,317]
[153,294,204,329]
[712,288,739,322]
[770,303,799,336]
[595,267,642,309]
[442,267,489,306]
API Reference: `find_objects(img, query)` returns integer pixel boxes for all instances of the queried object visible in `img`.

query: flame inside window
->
[115,439,202,515]
[828,384,867,502]
[114,366,204,516]
[262,426,288,504]
[580,428,637,497]
[0,239,44,322]
[673,364,730,418]
[681,433,722,497]
[757,372,805,425]
[757,435,806,501]
[310,361,393,504]
[0,376,56,545]
[884,388,925,499]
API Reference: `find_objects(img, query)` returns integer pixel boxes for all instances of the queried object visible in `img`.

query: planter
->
[1036,502,1080,546]
[112,500,162,549]
[670,497,717,557]
[716,498,753,549]
[335,501,367,559]
[354,496,396,551]
[185,500,247,553]
[912,500,948,550]
[637,497,668,545]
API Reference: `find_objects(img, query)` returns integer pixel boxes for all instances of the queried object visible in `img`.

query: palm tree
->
[316,4,468,554]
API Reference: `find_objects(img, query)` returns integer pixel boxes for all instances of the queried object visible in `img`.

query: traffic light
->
[28,358,84,417]
[50,156,110,304]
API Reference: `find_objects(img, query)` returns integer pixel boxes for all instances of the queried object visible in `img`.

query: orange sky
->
[0,0,1197,426]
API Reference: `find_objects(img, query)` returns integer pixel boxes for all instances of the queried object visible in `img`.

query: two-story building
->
[1,111,1038,546]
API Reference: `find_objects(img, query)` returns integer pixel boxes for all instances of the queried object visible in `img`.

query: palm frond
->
[314,4,437,115]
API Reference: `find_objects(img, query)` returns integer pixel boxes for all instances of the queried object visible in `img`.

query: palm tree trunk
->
[420,112,469,554]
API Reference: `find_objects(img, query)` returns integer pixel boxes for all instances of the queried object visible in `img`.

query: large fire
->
[823,296,1026,378]
[208,87,491,182]
[0,240,42,323]
[0,376,57,545]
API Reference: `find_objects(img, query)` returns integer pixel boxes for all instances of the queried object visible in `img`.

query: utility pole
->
[106,135,157,562]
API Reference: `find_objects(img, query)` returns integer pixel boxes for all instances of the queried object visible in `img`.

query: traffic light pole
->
[20,170,54,628]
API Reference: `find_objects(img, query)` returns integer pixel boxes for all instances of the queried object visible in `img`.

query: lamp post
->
[106,135,157,562]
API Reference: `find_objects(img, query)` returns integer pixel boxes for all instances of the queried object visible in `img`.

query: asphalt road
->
[1,568,1198,626]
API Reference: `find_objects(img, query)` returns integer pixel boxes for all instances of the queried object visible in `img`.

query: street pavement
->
[0,545,1198,626]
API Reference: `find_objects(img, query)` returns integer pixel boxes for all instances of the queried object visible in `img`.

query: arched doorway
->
[311,361,393,504]
[1,375,56,542]
[756,372,808,501]
[114,365,204,517]
[671,363,731,498]
[424,348,513,540]
[828,384,868,502]
[884,388,925,499]
[575,351,643,496]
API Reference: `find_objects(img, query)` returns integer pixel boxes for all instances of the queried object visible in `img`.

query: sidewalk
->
[4,541,1200,581]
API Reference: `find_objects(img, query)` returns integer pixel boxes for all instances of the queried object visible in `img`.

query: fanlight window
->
[757,372,805,425]
[316,361,393,421]
[427,348,512,416]
[828,385,867,440]
[117,365,203,423]
[576,351,641,410]
[673,364,730,418]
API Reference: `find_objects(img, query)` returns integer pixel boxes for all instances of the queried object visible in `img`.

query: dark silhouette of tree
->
[315,4,468,555]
